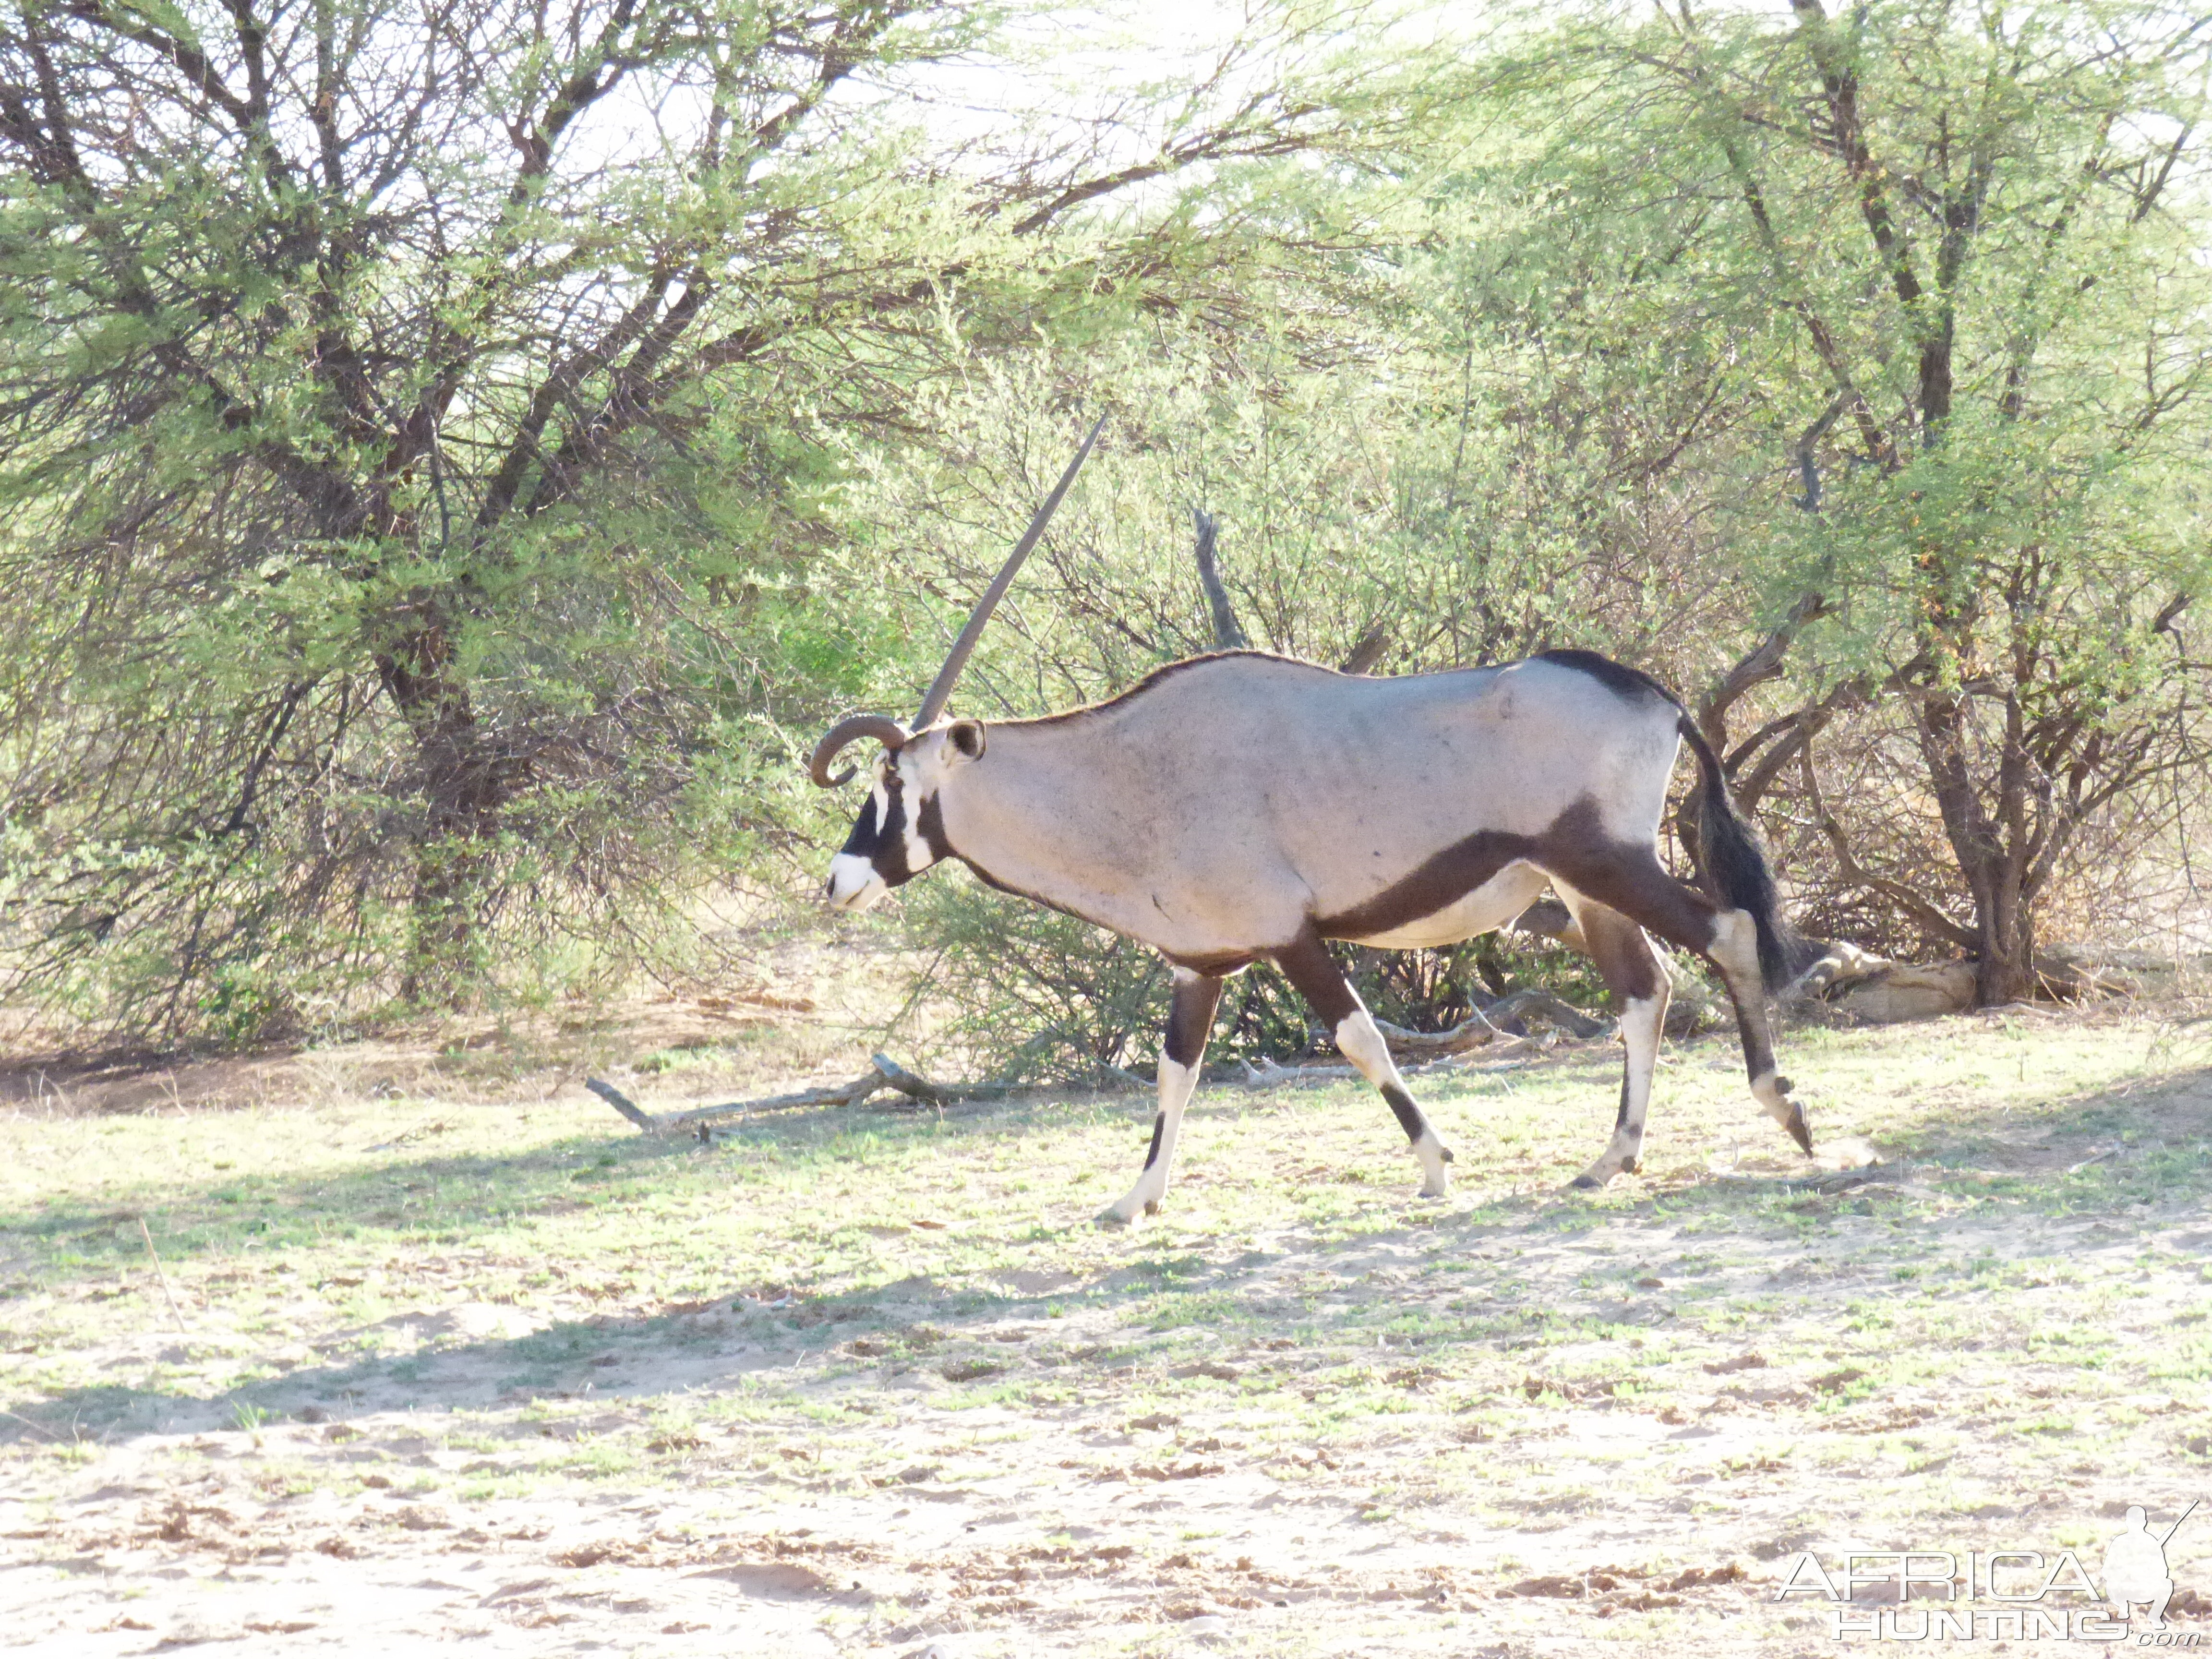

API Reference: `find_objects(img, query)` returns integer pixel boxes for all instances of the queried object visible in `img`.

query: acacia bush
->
[0,0,1378,1041]
[899,870,1626,1082]
[896,875,1297,1082]
[2,0,2206,1057]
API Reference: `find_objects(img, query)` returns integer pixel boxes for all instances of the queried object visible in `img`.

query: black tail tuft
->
[1677,716,1814,993]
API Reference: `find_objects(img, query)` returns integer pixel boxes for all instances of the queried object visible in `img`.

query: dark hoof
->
[1783,1101,1814,1156]
[1568,1172,1602,1190]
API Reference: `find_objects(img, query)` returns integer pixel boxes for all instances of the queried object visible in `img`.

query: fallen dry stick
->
[137,1216,189,1335]
[1371,1011,1510,1056]
[867,1053,1018,1106]
[1237,1058,1360,1087]
[586,1074,884,1136]
[1373,990,1607,1055]
[584,1053,1031,1136]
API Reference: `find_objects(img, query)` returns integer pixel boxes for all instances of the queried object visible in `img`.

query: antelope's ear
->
[946,720,986,763]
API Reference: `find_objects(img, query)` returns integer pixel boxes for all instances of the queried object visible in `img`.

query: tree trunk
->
[376,606,508,1006]
[405,828,498,1008]
[1972,859,2036,1007]
[1911,685,2039,1006]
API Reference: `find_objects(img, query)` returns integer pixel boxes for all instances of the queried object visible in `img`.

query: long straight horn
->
[911,412,1107,730]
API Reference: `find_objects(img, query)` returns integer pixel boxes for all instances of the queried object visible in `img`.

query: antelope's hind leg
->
[1548,846,1812,1158]
[1706,906,1812,1154]
[1274,932,1454,1198]
[1099,968,1225,1227]
[1558,895,1668,1190]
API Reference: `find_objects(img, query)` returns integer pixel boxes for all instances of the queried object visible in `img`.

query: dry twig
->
[137,1217,189,1335]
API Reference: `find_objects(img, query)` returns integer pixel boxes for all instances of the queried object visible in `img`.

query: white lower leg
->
[1710,908,1809,1149]
[1334,1010,1452,1196]
[1751,1070,1795,1119]
[1573,991,1663,1188]
[1103,1059,1201,1224]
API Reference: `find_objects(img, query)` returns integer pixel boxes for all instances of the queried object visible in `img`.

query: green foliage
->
[899,870,1311,1081]
[0,0,1370,1038]
[1445,0,2212,996]
[0,0,2207,1050]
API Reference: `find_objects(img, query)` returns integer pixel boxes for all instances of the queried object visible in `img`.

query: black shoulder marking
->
[1534,648,1685,710]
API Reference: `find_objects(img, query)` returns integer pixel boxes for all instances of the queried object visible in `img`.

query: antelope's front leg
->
[1561,896,1670,1190]
[1099,968,1224,1227]
[1273,931,1455,1198]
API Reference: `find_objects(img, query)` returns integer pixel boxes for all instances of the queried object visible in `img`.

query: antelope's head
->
[812,715,989,910]
[808,415,1104,912]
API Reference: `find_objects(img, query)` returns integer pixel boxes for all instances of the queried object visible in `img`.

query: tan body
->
[820,648,1813,1222]
[938,654,1676,960]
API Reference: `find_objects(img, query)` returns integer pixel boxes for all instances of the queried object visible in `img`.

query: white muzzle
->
[826,853,888,912]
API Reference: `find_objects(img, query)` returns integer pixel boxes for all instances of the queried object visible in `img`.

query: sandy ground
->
[5,1012,2212,1656]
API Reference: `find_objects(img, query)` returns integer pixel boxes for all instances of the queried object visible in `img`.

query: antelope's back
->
[1104,652,1680,898]
[964,652,1683,956]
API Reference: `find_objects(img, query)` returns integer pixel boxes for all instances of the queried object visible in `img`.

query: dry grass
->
[2,1003,2209,1655]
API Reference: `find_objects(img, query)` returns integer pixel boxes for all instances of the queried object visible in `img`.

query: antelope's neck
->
[935,724,1151,937]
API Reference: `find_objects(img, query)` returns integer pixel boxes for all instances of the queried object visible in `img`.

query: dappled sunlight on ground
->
[3,1009,2210,1654]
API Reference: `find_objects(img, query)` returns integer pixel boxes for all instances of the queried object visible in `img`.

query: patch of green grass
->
[3,1010,2211,1640]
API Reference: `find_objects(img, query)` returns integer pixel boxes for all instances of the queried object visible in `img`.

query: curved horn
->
[809,714,910,788]
[912,412,1107,731]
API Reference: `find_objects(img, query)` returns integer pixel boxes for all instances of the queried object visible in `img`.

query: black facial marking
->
[1142,1113,1166,1169]
[872,777,914,887]
[838,774,924,888]
[1381,1082,1428,1145]
[916,794,952,865]
[838,795,880,858]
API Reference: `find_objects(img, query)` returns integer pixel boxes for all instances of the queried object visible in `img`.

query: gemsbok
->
[809,423,1815,1224]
